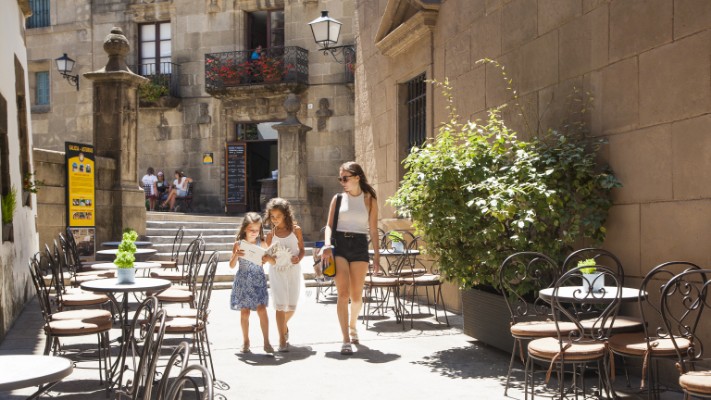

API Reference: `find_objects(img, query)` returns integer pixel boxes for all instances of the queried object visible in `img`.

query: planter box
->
[461,287,514,354]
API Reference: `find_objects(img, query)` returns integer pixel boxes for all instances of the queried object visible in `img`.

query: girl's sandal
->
[241,343,251,353]
[340,342,354,355]
[264,344,275,354]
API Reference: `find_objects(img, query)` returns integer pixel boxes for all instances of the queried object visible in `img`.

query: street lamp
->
[55,53,79,91]
[308,10,355,65]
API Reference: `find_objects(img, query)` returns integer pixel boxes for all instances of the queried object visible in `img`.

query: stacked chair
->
[43,243,111,311]
[660,269,711,400]
[152,237,205,306]
[155,226,185,270]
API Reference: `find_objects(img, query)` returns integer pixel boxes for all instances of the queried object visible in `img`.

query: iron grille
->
[204,46,309,89]
[407,73,427,150]
[129,62,181,98]
[26,0,50,28]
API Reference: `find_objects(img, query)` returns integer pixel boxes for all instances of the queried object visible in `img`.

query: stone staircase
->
[145,211,323,290]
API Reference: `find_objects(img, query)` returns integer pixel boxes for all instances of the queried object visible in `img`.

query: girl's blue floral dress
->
[230,241,269,310]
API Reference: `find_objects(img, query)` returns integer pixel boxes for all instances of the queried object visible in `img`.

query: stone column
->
[273,93,318,239]
[84,27,148,242]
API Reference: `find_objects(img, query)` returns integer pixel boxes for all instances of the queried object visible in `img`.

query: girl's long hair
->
[264,197,297,232]
[341,161,377,199]
[237,212,264,241]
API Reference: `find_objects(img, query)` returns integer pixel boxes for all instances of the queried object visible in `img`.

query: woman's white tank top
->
[336,192,369,234]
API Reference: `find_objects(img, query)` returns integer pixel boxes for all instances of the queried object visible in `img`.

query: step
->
[146,212,245,224]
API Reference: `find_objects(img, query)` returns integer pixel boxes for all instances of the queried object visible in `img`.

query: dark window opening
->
[0,94,8,198]
[15,57,31,196]
[406,73,427,150]
[247,10,284,50]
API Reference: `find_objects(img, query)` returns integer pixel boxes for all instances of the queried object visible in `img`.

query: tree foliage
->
[388,79,621,292]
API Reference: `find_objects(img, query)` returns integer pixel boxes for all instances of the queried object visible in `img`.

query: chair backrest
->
[563,247,625,285]
[498,251,559,324]
[551,265,622,342]
[660,268,710,374]
[120,296,167,400]
[44,243,69,308]
[28,257,55,324]
[155,341,191,400]
[170,226,185,262]
[196,251,220,323]
[184,237,206,292]
[164,364,214,400]
[636,261,703,346]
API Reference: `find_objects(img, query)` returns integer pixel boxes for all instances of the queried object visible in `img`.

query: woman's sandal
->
[349,328,359,344]
[340,342,354,355]
[241,343,251,353]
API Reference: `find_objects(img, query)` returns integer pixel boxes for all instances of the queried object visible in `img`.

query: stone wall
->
[25,0,356,234]
[34,148,145,251]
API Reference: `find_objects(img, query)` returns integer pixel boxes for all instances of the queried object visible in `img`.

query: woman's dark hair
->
[340,161,377,199]
[147,167,155,175]
[264,197,297,232]
[237,212,264,241]
[174,170,185,178]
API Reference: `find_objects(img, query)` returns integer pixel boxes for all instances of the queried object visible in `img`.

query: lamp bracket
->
[60,72,79,91]
[319,45,356,65]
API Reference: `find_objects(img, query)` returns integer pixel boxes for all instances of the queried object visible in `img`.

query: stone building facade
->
[355,0,711,312]
[25,0,356,238]
[0,1,40,340]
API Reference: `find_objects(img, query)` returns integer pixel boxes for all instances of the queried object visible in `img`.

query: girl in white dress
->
[264,198,305,352]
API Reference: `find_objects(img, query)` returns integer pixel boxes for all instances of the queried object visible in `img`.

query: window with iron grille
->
[139,22,172,75]
[36,71,50,105]
[26,0,50,28]
[406,73,427,150]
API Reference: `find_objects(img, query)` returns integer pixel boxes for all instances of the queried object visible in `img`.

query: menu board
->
[225,142,247,213]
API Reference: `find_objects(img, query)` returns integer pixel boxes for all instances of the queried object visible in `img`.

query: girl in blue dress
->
[229,212,274,354]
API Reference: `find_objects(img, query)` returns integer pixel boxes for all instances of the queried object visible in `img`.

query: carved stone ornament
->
[315,98,333,132]
[103,27,131,72]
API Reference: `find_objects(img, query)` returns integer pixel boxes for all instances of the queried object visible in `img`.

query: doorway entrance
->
[225,122,278,214]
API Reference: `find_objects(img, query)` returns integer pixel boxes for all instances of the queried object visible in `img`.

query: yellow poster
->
[65,142,96,227]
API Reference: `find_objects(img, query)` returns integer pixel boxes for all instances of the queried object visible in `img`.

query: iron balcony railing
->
[130,62,181,98]
[205,46,309,89]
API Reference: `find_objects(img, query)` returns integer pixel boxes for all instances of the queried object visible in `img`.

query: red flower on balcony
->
[205,57,241,83]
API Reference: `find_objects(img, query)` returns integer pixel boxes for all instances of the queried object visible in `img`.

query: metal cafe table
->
[0,354,73,399]
[95,248,157,262]
[100,241,153,249]
[80,277,171,390]
[91,261,161,277]
[539,286,647,303]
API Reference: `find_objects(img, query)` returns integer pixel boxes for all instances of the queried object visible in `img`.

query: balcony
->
[131,62,181,107]
[205,46,308,95]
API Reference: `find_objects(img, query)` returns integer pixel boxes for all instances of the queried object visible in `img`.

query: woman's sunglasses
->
[337,175,355,183]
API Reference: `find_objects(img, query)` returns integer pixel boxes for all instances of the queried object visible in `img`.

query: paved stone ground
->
[0,262,686,400]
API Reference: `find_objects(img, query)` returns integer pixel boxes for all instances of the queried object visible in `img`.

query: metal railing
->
[205,46,309,89]
[26,0,50,28]
[130,62,181,98]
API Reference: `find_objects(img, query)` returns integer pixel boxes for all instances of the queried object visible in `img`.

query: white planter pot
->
[391,241,405,253]
[582,272,604,293]
[117,268,136,284]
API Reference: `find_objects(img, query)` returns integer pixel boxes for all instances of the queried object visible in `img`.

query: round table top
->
[90,261,161,270]
[539,286,647,304]
[96,248,157,256]
[80,277,171,293]
[0,355,73,391]
[101,241,153,249]
[368,249,420,256]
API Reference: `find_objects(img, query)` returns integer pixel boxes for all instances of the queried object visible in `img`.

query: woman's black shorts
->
[333,231,369,263]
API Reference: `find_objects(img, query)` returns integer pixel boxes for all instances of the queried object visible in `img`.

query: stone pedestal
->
[83,27,148,242]
[273,93,321,239]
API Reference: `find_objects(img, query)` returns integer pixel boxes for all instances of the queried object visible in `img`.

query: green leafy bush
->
[388,79,621,293]
[1,186,17,224]
[138,79,169,103]
[114,230,138,268]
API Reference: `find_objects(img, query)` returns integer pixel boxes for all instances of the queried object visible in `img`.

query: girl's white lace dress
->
[269,231,302,311]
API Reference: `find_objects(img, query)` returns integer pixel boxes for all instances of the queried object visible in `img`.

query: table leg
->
[103,292,132,393]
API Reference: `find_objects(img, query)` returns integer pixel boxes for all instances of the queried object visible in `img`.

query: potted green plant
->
[577,258,603,293]
[388,231,405,253]
[114,229,138,284]
[1,186,17,241]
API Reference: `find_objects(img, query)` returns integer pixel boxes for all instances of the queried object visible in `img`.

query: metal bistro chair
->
[362,241,408,328]
[28,257,112,390]
[116,296,167,400]
[660,269,711,400]
[498,251,571,396]
[525,265,623,400]
[154,237,206,307]
[161,251,221,384]
[154,342,192,400]
[44,242,111,311]
[164,364,214,400]
[155,226,185,270]
[608,261,703,399]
